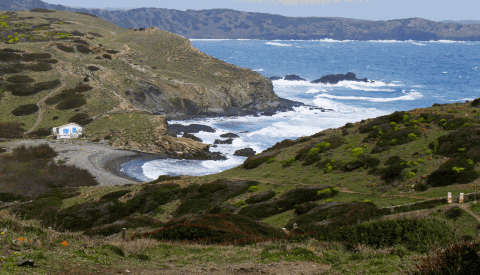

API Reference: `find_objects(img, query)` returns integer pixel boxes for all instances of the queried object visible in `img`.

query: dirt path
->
[26,63,69,134]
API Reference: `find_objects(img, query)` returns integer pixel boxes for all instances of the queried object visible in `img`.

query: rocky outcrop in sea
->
[311,72,372,84]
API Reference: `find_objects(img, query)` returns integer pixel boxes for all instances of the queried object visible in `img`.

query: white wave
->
[367,40,404,43]
[410,41,426,46]
[142,157,245,179]
[306,88,327,94]
[317,38,352,43]
[253,69,264,71]
[428,40,466,43]
[314,90,423,102]
[273,79,399,93]
[236,39,251,41]
[443,72,448,73]
[265,42,292,47]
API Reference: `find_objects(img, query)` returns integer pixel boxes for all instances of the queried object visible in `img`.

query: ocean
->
[120,39,480,182]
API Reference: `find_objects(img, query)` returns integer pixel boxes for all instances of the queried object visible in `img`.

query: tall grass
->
[0,121,25,139]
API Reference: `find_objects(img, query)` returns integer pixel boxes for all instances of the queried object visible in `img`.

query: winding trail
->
[26,63,69,134]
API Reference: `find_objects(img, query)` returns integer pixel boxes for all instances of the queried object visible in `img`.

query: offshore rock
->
[268,76,283,80]
[234,148,256,157]
[284,74,306,81]
[220,133,239,138]
[214,138,234,145]
[311,72,372,84]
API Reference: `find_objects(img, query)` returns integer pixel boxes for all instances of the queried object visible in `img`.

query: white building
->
[52,123,83,139]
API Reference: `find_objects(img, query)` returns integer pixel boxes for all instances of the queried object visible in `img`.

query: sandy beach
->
[0,138,167,186]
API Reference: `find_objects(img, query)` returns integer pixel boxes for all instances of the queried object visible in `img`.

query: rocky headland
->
[0,9,306,161]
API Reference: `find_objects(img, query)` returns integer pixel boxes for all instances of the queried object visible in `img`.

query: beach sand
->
[0,138,167,186]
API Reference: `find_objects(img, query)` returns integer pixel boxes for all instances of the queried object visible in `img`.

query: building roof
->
[53,123,83,129]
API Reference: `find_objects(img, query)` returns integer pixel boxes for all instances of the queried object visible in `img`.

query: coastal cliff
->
[0,9,283,158]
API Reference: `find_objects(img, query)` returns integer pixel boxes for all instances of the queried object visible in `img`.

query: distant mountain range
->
[3,0,480,40]
[441,20,480,24]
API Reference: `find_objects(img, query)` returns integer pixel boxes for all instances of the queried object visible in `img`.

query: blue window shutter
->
[63,129,69,134]
[72,128,76,133]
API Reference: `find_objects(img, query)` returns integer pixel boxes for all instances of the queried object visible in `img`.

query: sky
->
[41,0,479,21]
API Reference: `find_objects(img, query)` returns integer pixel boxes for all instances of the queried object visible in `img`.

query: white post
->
[459,193,464,204]
[122,228,127,241]
[448,192,452,204]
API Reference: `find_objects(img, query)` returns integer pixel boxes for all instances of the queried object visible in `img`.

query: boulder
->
[234,148,256,157]
[311,72,372,84]
[182,133,203,142]
[168,124,215,133]
[220,133,239,138]
[268,76,283,80]
[214,138,233,145]
[284,74,306,81]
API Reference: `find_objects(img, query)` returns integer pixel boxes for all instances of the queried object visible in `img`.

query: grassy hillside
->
[0,9,281,157]
[2,99,480,273]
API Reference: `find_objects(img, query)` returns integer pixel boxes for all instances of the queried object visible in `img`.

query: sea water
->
[120,39,480,181]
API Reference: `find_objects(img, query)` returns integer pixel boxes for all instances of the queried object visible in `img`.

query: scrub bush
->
[245,190,276,204]
[472,98,480,107]
[240,185,336,220]
[68,113,93,126]
[0,122,25,139]
[134,213,284,245]
[427,157,480,187]
[430,126,480,157]
[56,97,87,110]
[243,151,278,169]
[6,75,35,83]
[11,104,39,116]
[56,44,75,52]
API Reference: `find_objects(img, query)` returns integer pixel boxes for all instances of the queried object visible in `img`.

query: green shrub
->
[326,199,332,203]
[303,148,321,166]
[445,207,463,221]
[243,152,278,169]
[315,141,331,150]
[350,148,364,157]
[56,97,87,110]
[68,113,93,126]
[103,244,125,257]
[410,241,480,275]
[234,200,247,207]
[100,190,130,201]
[427,157,480,187]
[247,186,259,192]
[314,217,457,253]
[7,75,35,83]
[364,199,372,203]
[266,158,276,163]
[240,186,336,220]
[245,191,276,204]
[12,104,39,116]
[281,157,296,167]
[134,213,284,245]
[317,188,332,197]
[472,98,480,107]
[56,44,75,52]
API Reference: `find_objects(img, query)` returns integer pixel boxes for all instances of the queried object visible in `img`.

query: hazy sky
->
[41,0,479,21]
